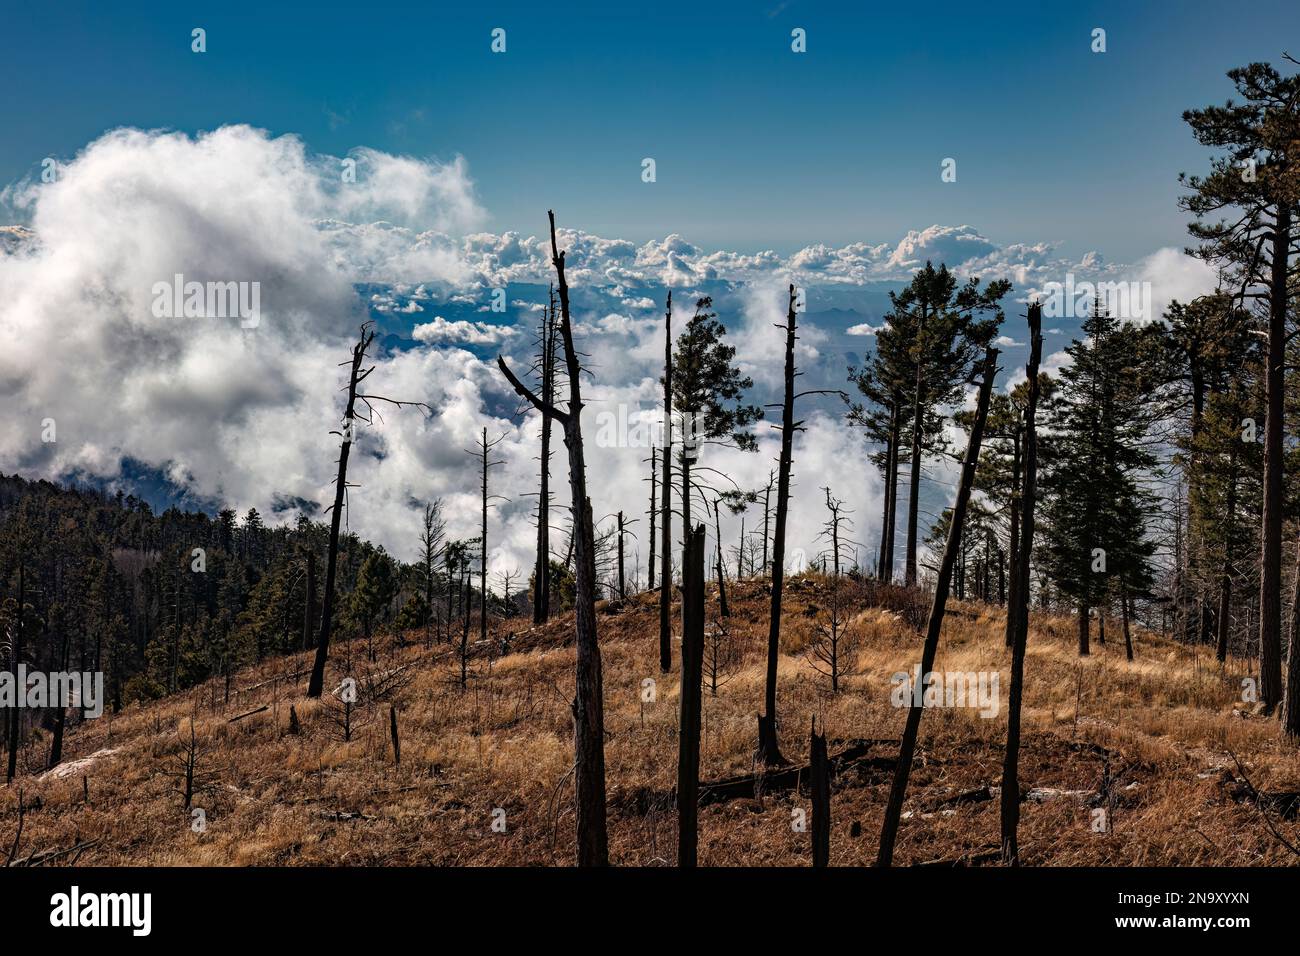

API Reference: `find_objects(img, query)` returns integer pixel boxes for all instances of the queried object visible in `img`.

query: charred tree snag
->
[877,345,999,867]
[648,448,657,592]
[1001,303,1043,865]
[810,719,830,867]
[498,210,609,866]
[471,428,507,649]
[677,523,706,867]
[308,324,428,698]
[534,288,558,625]
[757,285,800,767]
[660,291,674,673]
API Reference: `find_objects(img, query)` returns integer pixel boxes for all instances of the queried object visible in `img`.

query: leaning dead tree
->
[497,210,609,866]
[659,290,674,673]
[308,322,428,698]
[876,345,999,867]
[677,523,706,867]
[1001,303,1043,864]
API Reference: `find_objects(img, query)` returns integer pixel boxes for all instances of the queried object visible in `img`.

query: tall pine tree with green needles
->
[883,262,1009,586]
[1042,299,1158,655]
[1181,60,1300,718]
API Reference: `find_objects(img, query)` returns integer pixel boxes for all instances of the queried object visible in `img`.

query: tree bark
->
[810,719,830,867]
[1283,537,1300,736]
[757,285,799,767]
[648,448,657,593]
[659,292,674,673]
[308,327,372,698]
[534,292,555,625]
[676,524,705,866]
[1001,303,1043,865]
[1259,205,1290,715]
[1005,430,1022,646]
[497,211,608,865]
[904,304,928,586]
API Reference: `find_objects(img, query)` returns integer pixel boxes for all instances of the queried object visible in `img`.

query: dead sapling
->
[805,574,861,694]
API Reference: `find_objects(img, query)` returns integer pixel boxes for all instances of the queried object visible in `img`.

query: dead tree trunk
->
[303,549,317,650]
[677,523,706,867]
[498,210,608,866]
[810,719,830,867]
[308,325,371,699]
[48,628,68,771]
[878,405,898,581]
[659,291,674,673]
[389,705,400,765]
[1283,536,1300,737]
[877,345,999,867]
[1121,587,1134,662]
[713,498,729,618]
[534,288,557,625]
[617,511,626,601]
[757,284,800,767]
[904,303,929,587]
[1001,303,1043,865]
[648,448,657,592]
[1004,426,1022,647]
[762,470,773,576]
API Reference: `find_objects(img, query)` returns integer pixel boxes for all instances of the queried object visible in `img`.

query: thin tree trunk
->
[1122,587,1134,662]
[1260,206,1290,715]
[648,448,657,592]
[904,305,928,586]
[535,291,555,625]
[1001,303,1043,865]
[1283,537,1300,736]
[1216,444,1238,664]
[617,511,626,601]
[676,524,705,867]
[1005,430,1022,647]
[497,210,608,865]
[757,284,799,767]
[713,499,729,617]
[659,291,673,673]
[878,405,898,580]
[303,550,317,650]
[878,346,999,866]
[481,427,490,648]
[308,327,372,698]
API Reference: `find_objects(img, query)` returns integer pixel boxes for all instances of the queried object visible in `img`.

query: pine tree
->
[1041,299,1158,654]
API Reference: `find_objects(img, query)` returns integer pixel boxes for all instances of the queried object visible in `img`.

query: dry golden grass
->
[4,574,1299,866]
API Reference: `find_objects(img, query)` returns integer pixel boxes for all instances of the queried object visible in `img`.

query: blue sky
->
[3,0,1298,259]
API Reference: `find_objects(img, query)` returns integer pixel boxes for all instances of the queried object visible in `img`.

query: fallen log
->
[227,705,270,723]
[698,739,900,807]
[8,839,101,868]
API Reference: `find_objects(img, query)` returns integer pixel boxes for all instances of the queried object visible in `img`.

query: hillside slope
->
[4,575,1299,866]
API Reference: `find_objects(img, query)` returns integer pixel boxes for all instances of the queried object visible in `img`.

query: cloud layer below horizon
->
[0,125,1216,580]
